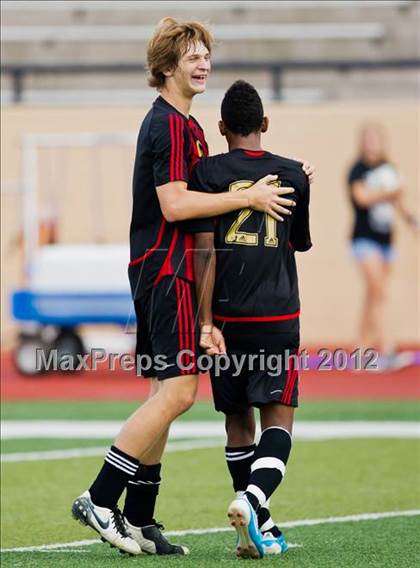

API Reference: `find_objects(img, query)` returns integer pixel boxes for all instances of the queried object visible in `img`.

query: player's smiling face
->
[173,42,211,96]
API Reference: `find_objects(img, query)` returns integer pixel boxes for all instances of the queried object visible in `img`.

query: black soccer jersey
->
[128,96,209,298]
[189,148,312,331]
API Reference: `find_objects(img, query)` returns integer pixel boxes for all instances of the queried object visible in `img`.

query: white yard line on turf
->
[11,549,88,553]
[1,510,419,553]
[1,439,223,463]
[2,541,99,553]
[3,421,420,463]
[2,420,420,440]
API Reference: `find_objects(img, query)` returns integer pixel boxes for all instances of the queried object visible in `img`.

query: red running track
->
[1,353,419,401]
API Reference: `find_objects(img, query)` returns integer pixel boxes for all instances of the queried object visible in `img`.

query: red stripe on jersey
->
[287,368,298,405]
[169,114,176,181]
[185,282,196,373]
[184,233,194,281]
[174,115,180,179]
[175,116,182,180]
[213,311,300,323]
[177,115,185,179]
[175,279,185,365]
[282,370,292,405]
[281,361,294,405]
[180,280,190,373]
[129,219,166,266]
[281,357,298,405]
[153,226,179,285]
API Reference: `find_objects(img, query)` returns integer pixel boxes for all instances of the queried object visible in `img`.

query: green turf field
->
[1,400,420,567]
[1,516,419,568]
[3,399,420,421]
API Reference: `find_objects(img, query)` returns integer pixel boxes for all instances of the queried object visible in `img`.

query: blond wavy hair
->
[147,17,213,90]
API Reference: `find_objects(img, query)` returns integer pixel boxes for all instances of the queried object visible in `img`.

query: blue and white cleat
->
[262,531,289,555]
[227,497,264,559]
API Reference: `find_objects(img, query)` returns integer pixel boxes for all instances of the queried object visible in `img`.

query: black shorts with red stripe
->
[134,276,200,380]
[210,324,300,415]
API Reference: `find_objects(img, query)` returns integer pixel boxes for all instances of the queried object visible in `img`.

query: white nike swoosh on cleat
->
[89,507,110,530]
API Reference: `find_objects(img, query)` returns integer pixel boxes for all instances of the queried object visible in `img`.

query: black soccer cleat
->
[125,519,189,555]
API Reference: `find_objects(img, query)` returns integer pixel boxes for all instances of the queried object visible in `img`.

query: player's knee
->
[163,382,196,416]
[375,289,386,304]
[368,283,385,304]
[260,402,294,432]
[225,412,255,445]
[176,390,196,414]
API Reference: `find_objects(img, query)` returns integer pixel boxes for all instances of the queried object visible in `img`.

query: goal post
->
[21,131,137,269]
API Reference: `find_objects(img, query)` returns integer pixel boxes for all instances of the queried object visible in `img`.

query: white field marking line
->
[10,549,88,554]
[1,439,224,463]
[2,510,419,554]
[2,541,99,553]
[2,420,420,440]
[4,543,301,554]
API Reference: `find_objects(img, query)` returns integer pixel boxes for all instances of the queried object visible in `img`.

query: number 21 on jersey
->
[225,180,279,248]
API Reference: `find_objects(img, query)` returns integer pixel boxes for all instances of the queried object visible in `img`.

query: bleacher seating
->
[1,0,419,103]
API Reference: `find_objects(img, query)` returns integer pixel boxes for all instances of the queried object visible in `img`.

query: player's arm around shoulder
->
[148,110,191,222]
[157,151,296,223]
[301,160,315,184]
[157,180,190,222]
[283,156,315,185]
[156,155,212,222]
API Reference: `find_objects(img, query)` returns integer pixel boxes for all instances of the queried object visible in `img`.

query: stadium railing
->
[1,1,412,10]
[2,23,386,42]
[2,59,420,103]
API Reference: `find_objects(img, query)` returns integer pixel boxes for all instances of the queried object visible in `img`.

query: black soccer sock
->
[225,444,256,493]
[245,427,292,513]
[123,463,161,527]
[257,502,282,537]
[89,445,139,509]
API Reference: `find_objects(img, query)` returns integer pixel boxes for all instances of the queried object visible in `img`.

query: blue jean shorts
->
[350,238,395,263]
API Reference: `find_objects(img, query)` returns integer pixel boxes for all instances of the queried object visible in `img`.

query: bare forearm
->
[194,244,216,325]
[352,181,399,208]
[395,194,419,228]
[157,177,294,223]
[170,189,250,221]
[364,189,397,206]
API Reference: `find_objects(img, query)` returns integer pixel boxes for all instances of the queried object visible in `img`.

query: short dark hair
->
[221,80,264,136]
